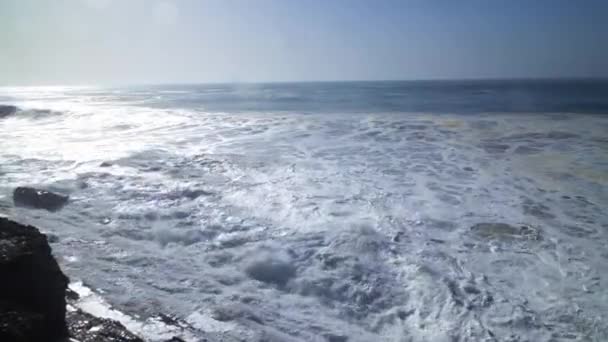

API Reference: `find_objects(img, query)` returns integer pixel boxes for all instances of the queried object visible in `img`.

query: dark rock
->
[156,313,180,326]
[392,232,404,242]
[164,338,187,342]
[0,217,69,341]
[13,187,69,212]
[463,166,474,172]
[1,218,147,342]
[0,105,18,118]
[67,308,143,342]
[99,161,113,167]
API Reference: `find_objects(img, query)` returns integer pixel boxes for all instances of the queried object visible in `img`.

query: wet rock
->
[0,217,69,341]
[99,161,113,167]
[67,308,143,342]
[164,338,186,342]
[13,187,69,212]
[66,288,80,301]
[1,218,148,342]
[392,232,404,242]
[156,313,180,326]
[470,222,540,241]
[0,105,18,118]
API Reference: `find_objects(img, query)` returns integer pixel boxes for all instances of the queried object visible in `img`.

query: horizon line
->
[2,76,608,88]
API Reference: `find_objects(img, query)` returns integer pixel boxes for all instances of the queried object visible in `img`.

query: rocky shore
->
[0,217,152,341]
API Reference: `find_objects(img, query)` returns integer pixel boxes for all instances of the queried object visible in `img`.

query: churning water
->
[1,80,607,341]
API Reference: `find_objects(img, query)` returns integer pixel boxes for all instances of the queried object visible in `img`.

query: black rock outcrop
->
[13,187,69,212]
[0,217,69,341]
[0,217,187,341]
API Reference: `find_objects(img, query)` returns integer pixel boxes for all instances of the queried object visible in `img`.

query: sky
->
[1,0,607,85]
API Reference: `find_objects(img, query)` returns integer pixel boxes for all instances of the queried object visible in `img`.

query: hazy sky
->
[1,0,607,85]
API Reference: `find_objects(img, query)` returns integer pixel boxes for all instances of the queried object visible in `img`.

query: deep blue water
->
[116,79,608,114]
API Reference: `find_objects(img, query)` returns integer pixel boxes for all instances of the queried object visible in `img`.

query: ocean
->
[1,80,607,341]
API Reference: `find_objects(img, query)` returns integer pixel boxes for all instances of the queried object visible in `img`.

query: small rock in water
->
[0,104,18,118]
[463,166,475,172]
[164,337,186,342]
[99,161,113,167]
[13,186,69,212]
[392,232,404,242]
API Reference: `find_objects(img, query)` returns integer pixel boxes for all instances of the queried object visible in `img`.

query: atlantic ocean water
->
[1,80,607,341]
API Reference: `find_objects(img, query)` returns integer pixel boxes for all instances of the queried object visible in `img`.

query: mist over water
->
[1,80,607,341]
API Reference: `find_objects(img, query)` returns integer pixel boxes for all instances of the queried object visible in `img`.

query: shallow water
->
[1,81,607,341]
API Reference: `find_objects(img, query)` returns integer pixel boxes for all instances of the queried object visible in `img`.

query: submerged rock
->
[67,308,143,342]
[0,105,18,118]
[470,222,541,241]
[0,217,69,341]
[13,187,69,212]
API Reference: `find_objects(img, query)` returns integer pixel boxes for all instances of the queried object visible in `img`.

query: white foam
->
[69,282,197,342]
